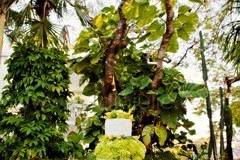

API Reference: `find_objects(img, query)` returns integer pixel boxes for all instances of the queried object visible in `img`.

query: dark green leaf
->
[119,85,134,96]
[157,92,177,105]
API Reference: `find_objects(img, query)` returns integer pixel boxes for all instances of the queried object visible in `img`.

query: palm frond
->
[66,0,92,26]
[26,18,61,47]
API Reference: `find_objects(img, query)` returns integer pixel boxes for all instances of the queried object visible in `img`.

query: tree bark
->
[102,0,127,107]
[199,31,218,160]
[219,87,225,160]
[151,0,174,91]
[0,13,6,64]
[223,76,240,160]
[224,96,233,160]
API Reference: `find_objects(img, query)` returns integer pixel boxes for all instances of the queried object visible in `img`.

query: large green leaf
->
[142,125,154,146]
[123,1,140,20]
[74,29,93,53]
[178,5,191,14]
[163,68,186,85]
[137,5,158,27]
[157,92,177,105]
[155,125,167,146]
[175,12,198,41]
[94,14,104,29]
[68,131,82,143]
[130,75,152,89]
[179,83,208,98]
[160,110,178,129]
[167,33,179,53]
[147,20,165,41]
[119,85,134,96]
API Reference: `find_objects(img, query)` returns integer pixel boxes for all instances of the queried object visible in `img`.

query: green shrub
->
[94,136,146,160]
[0,42,81,159]
[104,110,133,120]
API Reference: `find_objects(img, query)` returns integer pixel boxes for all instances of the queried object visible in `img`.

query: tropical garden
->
[0,0,239,159]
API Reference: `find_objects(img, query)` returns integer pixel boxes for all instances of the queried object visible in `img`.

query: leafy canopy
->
[0,42,82,159]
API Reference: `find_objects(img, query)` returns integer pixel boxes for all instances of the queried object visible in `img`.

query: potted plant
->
[104,110,133,137]
[94,136,146,160]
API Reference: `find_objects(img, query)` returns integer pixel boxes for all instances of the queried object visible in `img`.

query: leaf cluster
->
[0,42,78,159]
[94,136,146,160]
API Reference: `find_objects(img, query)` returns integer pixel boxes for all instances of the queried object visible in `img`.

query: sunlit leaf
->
[155,125,168,146]
[142,125,154,146]
[147,20,165,41]
[179,83,208,98]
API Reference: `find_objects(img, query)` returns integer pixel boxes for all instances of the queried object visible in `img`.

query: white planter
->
[105,118,132,137]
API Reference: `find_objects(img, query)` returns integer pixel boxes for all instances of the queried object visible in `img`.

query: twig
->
[173,41,197,68]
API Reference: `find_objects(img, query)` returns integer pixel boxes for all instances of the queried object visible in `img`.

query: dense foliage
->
[0,42,79,159]
[71,0,208,158]
[94,136,146,160]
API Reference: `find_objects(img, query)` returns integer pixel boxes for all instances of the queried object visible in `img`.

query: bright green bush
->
[104,110,133,120]
[0,42,82,159]
[94,136,146,160]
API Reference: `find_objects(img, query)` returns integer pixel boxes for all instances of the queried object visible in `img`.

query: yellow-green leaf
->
[94,15,104,29]
[155,125,167,146]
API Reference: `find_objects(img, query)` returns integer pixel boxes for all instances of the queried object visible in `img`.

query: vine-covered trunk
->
[102,1,127,107]
[151,0,174,111]
[0,13,6,64]
[219,87,225,160]
[199,31,217,160]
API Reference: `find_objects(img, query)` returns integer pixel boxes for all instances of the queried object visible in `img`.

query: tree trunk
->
[0,13,6,64]
[102,1,127,107]
[199,31,217,160]
[219,87,225,160]
[151,0,174,91]
[150,0,174,110]
[224,96,233,160]
[223,76,240,160]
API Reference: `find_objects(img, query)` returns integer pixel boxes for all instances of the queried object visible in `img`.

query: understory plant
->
[94,136,146,160]
[104,109,133,120]
[0,42,83,159]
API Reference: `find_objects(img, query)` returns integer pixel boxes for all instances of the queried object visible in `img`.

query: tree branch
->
[151,0,174,90]
[102,0,127,107]
[225,76,240,93]
[173,41,197,68]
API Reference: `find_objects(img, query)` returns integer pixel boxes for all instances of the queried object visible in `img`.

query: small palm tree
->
[3,0,92,50]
